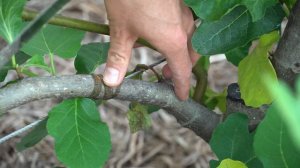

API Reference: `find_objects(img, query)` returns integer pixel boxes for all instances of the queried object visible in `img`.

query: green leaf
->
[0,0,26,43]
[0,65,10,82]
[238,31,279,107]
[0,51,30,82]
[243,0,278,21]
[127,102,152,133]
[210,113,263,168]
[254,105,300,167]
[184,0,240,21]
[47,98,111,168]
[266,77,300,149]
[16,118,48,151]
[204,89,227,112]
[22,25,85,58]
[210,160,221,168]
[226,43,251,66]
[184,0,277,22]
[217,159,248,168]
[147,105,160,114]
[22,55,51,72]
[282,0,296,10]
[75,43,109,74]
[192,4,284,55]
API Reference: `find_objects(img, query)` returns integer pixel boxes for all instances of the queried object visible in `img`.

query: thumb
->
[103,29,136,87]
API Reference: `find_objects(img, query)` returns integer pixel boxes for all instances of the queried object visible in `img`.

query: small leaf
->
[210,113,263,168]
[147,105,160,114]
[0,66,10,82]
[22,25,85,58]
[192,4,284,55]
[204,88,227,112]
[0,51,30,82]
[47,98,111,168]
[127,102,152,133]
[75,43,109,74]
[217,159,248,168]
[16,118,48,151]
[22,55,50,72]
[238,31,279,107]
[0,0,26,43]
[226,43,251,66]
[254,105,300,167]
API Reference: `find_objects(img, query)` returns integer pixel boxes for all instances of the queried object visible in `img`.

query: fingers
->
[166,46,192,101]
[161,28,200,100]
[103,27,137,87]
[158,30,192,100]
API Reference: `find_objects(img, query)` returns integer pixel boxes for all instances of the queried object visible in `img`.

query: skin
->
[103,0,200,100]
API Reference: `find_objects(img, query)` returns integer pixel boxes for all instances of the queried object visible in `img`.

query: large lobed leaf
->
[0,0,26,43]
[22,25,85,58]
[254,105,300,167]
[192,4,284,55]
[184,0,278,22]
[47,98,111,168]
[238,31,279,107]
[210,113,263,168]
[75,42,109,74]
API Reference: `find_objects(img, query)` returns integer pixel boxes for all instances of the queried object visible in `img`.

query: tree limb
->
[272,0,300,86]
[0,75,222,142]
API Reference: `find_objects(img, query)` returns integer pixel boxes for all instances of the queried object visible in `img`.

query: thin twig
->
[0,119,44,145]
[125,58,166,79]
[22,9,154,49]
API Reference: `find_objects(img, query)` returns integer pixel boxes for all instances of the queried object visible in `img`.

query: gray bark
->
[0,75,221,142]
[273,0,300,85]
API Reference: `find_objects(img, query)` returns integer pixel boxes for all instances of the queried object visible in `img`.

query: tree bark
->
[272,0,300,85]
[0,75,221,142]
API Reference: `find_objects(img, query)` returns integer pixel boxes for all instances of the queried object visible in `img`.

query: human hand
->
[103,0,200,100]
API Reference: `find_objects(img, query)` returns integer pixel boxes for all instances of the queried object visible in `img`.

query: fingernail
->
[103,67,119,85]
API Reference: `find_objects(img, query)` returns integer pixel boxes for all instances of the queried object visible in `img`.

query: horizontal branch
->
[22,9,153,49]
[0,75,221,142]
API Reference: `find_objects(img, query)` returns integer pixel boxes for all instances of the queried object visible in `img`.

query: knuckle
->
[168,27,188,49]
[107,50,129,64]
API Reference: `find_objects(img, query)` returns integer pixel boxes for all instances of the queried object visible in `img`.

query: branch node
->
[92,74,119,100]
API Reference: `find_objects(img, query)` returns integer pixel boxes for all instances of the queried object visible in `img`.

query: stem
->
[12,55,23,79]
[192,60,208,103]
[22,9,154,49]
[11,55,17,68]
[49,53,56,75]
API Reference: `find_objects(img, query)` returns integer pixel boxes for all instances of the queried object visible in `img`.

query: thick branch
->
[273,0,300,85]
[0,75,221,142]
